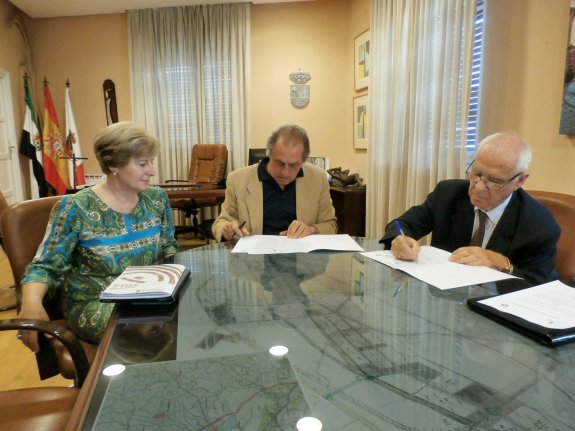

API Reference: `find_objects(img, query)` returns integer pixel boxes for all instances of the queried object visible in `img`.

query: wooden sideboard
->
[329,185,366,237]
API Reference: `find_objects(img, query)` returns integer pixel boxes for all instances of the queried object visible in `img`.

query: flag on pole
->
[65,81,86,189]
[42,79,70,195]
[19,76,48,198]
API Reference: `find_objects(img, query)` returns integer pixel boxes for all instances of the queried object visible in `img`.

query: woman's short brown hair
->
[94,121,159,174]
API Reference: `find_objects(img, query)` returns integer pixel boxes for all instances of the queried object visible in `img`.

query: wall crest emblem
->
[289,69,311,108]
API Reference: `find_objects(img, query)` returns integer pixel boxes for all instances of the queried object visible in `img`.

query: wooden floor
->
[0,234,207,391]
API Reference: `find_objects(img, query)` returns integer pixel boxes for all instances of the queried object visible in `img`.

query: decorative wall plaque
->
[289,69,311,108]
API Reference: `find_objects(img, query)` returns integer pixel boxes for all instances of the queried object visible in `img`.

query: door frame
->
[0,68,24,204]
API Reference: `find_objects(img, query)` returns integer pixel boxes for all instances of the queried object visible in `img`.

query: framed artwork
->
[560,6,575,134]
[354,29,370,91]
[353,94,368,150]
[307,156,329,171]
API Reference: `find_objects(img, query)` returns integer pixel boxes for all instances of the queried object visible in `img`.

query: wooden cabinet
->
[329,186,366,237]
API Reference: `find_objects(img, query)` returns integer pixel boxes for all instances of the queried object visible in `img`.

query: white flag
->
[65,84,86,188]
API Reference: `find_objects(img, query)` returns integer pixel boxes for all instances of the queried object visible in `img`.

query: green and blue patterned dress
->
[21,186,179,344]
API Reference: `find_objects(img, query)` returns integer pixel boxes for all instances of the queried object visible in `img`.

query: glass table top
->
[81,239,575,430]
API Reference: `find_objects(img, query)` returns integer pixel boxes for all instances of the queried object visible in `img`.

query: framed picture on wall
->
[353,94,368,150]
[354,29,370,91]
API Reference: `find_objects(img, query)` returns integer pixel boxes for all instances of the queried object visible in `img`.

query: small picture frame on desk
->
[353,94,368,150]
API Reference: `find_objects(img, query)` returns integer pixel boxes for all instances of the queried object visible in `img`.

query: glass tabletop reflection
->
[81,239,575,431]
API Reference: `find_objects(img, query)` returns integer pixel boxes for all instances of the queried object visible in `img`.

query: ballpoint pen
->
[238,220,246,230]
[394,220,405,236]
[395,220,418,263]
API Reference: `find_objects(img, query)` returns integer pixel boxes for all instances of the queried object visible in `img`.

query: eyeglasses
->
[466,160,522,190]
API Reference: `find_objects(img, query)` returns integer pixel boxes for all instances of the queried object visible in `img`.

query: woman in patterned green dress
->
[17,122,178,349]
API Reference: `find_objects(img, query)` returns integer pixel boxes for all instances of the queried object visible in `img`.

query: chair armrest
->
[0,318,90,388]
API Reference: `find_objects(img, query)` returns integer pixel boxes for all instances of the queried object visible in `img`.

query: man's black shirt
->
[257,157,303,235]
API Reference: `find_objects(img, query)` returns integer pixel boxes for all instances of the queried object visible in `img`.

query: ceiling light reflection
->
[269,345,289,356]
[103,364,126,376]
[296,416,322,431]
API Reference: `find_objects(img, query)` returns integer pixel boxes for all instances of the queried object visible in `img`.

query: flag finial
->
[43,77,49,85]
[66,78,70,87]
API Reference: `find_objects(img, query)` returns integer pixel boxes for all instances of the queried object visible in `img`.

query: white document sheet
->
[361,245,516,290]
[231,234,364,254]
[479,281,575,329]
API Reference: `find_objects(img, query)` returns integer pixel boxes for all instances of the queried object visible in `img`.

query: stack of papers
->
[361,246,516,290]
[231,234,364,254]
[468,281,575,346]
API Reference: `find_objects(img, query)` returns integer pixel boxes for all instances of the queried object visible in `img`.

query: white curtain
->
[128,4,251,182]
[367,0,476,239]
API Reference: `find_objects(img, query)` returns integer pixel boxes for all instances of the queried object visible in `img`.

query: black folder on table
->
[467,296,575,347]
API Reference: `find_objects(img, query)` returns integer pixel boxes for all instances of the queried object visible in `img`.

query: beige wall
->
[3,0,573,196]
[28,13,131,174]
[251,0,369,178]
[481,0,575,194]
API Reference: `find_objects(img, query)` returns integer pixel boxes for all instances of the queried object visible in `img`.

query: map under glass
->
[93,351,309,430]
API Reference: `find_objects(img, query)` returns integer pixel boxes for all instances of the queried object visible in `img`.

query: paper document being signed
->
[361,245,516,290]
[231,234,364,254]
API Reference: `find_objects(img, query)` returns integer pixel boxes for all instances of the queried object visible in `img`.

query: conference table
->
[66,239,575,430]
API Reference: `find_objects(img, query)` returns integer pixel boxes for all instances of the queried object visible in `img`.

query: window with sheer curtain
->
[367,0,478,238]
[128,4,250,182]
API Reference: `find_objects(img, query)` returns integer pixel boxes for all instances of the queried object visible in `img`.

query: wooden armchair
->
[0,318,89,430]
[169,144,228,239]
[0,196,95,381]
[527,190,575,284]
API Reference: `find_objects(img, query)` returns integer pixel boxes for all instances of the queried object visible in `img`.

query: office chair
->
[527,190,575,284]
[0,196,95,382]
[0,318,89,430]
[169,144,228,239]
[0,189,17,311]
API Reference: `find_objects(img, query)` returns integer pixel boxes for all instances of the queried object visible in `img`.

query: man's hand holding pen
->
[390,221,420,261]
[223,220,250,241]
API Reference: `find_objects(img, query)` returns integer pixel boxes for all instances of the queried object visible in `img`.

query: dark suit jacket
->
[380,179,561,285]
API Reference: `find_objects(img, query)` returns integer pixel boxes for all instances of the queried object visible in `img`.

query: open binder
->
[100,264,190,304]
[467,295,575,347]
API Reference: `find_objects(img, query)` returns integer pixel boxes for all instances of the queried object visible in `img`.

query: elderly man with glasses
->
[380,132,560,285]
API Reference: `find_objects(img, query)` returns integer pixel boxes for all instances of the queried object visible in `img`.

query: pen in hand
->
[394,220,418,263]
[238,220,246,230]
[394,220,406,237]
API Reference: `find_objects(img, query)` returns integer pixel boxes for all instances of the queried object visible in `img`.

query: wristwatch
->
[503,257,513,274]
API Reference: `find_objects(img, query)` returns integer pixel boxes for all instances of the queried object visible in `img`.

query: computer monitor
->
[248,148,267,165]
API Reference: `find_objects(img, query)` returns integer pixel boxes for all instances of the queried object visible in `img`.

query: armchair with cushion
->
[168,144,228,239]
[527,190,575,284]
[0,196,96,382]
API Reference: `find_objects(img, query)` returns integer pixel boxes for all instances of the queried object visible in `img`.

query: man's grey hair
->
[266,124,310,161]
[477,132,532,173]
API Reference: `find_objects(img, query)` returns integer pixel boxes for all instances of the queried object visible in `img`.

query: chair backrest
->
[188,144,228,183]
[527,190,575,282]
[0,196,61,285]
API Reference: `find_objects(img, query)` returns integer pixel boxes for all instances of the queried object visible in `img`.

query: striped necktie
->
[469,210,488,247]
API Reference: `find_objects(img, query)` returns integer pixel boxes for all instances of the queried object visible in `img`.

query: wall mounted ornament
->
[289,69,311,108]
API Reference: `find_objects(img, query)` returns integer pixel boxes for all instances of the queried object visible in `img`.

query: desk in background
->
[330,185,366,236]
[67,240,575,430]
